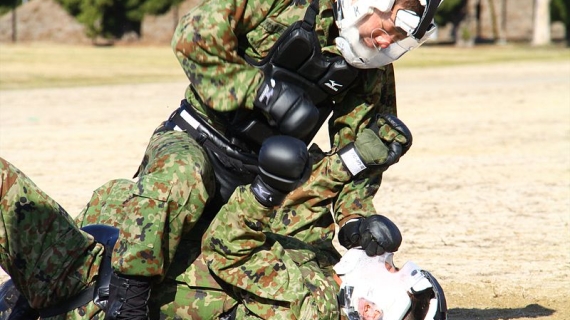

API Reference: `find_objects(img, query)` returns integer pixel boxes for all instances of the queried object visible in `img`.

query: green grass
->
[394,43,570,68]
[0,43,186,90]
[1,42,569,90]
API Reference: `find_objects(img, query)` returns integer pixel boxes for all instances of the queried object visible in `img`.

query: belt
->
[166,100,259,171]
[38,286,95,318]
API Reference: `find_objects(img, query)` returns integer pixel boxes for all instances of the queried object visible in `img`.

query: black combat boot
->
[104,273,151,320]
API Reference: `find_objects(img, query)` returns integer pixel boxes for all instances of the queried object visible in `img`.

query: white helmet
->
[334,249,448,320]
[335,0,443,69]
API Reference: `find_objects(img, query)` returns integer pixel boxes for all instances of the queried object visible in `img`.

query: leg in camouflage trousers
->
[0,156,232,320]
[0,157,103,316]
[109,128,216,278]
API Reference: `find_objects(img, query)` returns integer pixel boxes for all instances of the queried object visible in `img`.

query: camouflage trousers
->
[100,127,217,277]
[0,157,104,319]
[0,156,239,319]
[202,185,342,319]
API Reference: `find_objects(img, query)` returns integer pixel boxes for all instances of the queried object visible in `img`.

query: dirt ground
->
[0,60,569,319]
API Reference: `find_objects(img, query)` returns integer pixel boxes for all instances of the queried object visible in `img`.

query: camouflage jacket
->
[172,0,398,236]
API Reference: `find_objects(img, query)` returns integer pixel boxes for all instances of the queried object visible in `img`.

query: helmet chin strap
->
[335,24,399,69]
[369,28,391,49]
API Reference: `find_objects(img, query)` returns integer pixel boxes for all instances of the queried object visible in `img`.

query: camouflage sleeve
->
[171,0,285,111]
[202,185,339,319]
[202,186,304,301]
[329,64,398,226]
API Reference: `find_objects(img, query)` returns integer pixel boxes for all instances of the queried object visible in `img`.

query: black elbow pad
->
[255,78,319,138]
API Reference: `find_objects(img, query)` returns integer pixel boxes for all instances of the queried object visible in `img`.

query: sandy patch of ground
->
[1,60,569,319]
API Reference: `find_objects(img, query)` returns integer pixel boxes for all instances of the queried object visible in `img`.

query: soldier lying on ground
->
[0,153,446,319]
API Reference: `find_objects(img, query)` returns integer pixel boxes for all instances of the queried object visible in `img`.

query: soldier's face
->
[357,5,409,49]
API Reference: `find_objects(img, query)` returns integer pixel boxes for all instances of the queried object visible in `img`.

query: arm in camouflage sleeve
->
[271,65,398,234]
[329,65,398,226]
[172,0,261,111]
[201,185,339,319]
[172,0,296,112]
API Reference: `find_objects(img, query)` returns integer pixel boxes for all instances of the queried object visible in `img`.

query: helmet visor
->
[382,22,437,61]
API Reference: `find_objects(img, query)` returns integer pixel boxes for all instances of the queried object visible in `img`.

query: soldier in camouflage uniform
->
[138,0,436,317]
[0,154,447,320]
[0,0,443,317]
[0,146,390,319]
[0,147,404,320]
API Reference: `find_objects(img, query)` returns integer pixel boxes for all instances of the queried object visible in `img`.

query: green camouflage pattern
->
[168,2,400,316]
[172,0,398,229]
[377,116,410,145]
[0,132,364,319]
[0,156,232,319]
[76,176,240,319]
[96,129,216,278]
[0,157,103,318]
[203,185,341,319]
[1,0,404,317]
[0,154,347,319]
[0,132,378,319]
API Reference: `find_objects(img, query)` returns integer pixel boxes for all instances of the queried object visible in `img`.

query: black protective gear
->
[251,135,310,207]
[372,113,413,159]
[0,279,20,318]
[235,0,358,147]
[104,273,151,320]
[254,75,319,138]
[81,224,120,310]
[337,219,362,250]
[246,0,358,105]
[359,215,402,256]
[338,215,402,257]
[408,270,448,320]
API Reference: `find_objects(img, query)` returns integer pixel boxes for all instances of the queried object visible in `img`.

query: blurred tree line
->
[437,0,569,45]
[0,0,184,39]
[56,0,183,38]
[53,0,184,39]
[551,0,570,42]
[1,0,569,44]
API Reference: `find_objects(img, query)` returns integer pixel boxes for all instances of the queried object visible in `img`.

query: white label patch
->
[340,147,366,176]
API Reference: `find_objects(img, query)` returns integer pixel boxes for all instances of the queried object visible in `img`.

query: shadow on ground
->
[449,304,555,320]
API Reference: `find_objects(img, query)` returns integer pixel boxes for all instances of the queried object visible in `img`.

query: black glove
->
[373,113,413,161]
[339,114,413,176]
[251,135,311,207]
[338,215,402,256]
[254,73,319,138]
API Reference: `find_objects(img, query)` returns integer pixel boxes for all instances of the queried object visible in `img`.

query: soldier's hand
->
[359,215,402,256]
[338,215,402,256]
[251,136,311,207]
[339,114,412,176]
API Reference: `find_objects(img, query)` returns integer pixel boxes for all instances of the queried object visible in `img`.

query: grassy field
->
[0,42,569,90]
